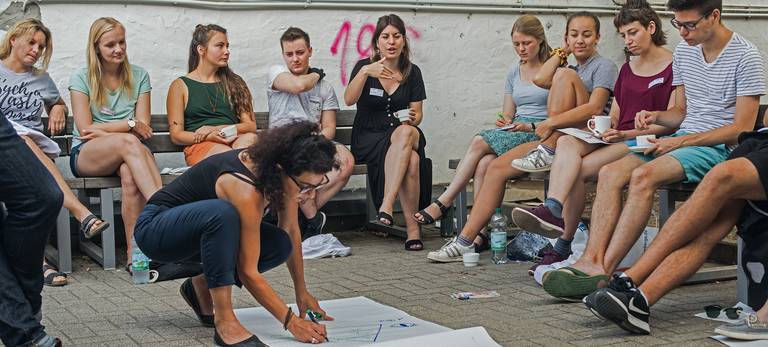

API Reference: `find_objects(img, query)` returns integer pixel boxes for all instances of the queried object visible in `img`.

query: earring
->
[375,48,380,55]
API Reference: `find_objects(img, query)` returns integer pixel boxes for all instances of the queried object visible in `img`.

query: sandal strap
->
[433,200,449,214]
[80,214,98,232]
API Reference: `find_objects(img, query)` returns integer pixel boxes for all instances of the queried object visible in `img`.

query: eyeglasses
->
[670,12,711,31]
[704,305,743,319]
[290,174,329,194]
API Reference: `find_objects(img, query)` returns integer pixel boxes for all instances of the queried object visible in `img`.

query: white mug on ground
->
[395,109,411,122]
[587,116,611,136]
[636,134,656,147]
[463,252,479,267]
[219,125,237,141]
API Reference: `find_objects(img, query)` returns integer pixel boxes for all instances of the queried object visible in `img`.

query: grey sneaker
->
[715,313,768,340]
[427,238,474,262]
[511,145,554,172]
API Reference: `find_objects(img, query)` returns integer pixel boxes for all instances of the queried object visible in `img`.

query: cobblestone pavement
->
[34,227,735,346]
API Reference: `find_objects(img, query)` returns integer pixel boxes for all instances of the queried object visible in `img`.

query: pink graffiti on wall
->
[331,21,421,85]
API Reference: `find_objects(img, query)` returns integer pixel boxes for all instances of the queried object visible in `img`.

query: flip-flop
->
[542,266,609,298]
[552,294,585,303]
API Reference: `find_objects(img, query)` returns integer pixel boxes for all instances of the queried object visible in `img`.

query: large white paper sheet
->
[361,326,501,347]
[711,335,767,346]
[234,296,497,346]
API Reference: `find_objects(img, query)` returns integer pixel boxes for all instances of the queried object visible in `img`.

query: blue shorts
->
[631,132,730,183]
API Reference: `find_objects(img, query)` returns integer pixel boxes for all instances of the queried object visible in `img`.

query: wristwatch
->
[127,118,137,130]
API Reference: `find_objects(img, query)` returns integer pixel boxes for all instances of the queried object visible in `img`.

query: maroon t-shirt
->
[613,62,675,131]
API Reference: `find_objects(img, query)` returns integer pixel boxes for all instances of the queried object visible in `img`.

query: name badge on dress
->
[648,77,664,88]
[100,106,116,116]
[369,88,384,97]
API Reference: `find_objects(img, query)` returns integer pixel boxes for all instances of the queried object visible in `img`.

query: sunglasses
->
[704,305,743,319]
[290,174,329,194]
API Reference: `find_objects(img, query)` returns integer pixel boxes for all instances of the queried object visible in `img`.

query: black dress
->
[349,58,431,211]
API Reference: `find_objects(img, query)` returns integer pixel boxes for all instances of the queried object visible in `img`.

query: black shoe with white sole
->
[592,275,650,334]
[583,290,606,320]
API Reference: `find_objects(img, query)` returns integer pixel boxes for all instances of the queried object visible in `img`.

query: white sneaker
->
[427,239,474,262]
[511,145,554,172]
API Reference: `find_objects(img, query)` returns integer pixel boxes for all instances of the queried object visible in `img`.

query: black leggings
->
[134,202,292,288]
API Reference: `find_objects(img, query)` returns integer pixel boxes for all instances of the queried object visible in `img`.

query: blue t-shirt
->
[504,65,549,120]
[68,64,151,148]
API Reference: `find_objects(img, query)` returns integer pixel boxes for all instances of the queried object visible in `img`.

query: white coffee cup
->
[636,134,656,147]
[463,252,479,267]
[587,116,611,136]
[219,125,237,141]
[395,109,411,122]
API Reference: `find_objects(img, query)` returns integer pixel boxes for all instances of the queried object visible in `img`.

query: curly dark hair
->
[245,120,339,212]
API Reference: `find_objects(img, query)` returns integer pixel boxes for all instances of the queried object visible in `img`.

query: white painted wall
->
[3,0,768,185]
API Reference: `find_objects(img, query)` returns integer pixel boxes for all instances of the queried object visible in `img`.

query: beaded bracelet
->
[284,308,294,330]
[551,47,569,68]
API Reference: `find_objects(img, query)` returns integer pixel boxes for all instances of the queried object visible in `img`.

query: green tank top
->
[180,76,239,132]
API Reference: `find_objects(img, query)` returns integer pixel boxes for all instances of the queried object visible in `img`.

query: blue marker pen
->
[307,310,330,342]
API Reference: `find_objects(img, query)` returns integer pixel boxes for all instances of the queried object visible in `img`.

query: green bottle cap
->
[495,208,502,213]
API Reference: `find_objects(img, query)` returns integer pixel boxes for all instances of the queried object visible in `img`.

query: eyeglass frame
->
[669,11,713,31]
[289,174,329,194]
[703,305,742,319]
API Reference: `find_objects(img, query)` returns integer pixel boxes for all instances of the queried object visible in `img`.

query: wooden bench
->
[45,109,412,273]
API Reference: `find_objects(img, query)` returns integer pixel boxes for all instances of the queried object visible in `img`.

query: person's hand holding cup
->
[636,134,656,148]
[219,125,238,141]
[587,116,611,136]
[395,109,411,123]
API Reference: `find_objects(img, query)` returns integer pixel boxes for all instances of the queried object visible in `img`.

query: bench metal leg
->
[45,206,72,273]
[456,187,468,234]
[440,196,455,237]
[737,237,748,304]
[79,188,116,270]
[658,190,673,228]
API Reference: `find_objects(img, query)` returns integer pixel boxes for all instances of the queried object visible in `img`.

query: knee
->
[391,126,418,145]
[598,162,624,185]
[556,136,578,150]
[117,134,148,156]
[698,162,739,196]
[628,165,657,191]
[339,148,355,179]
[204,200,241,231]
[553,68,578,81]
[468,136,489,153]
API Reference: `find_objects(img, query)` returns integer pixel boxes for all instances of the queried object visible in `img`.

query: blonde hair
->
[0,18,53,75]
[511,15,552,64]
[86,17,134,110]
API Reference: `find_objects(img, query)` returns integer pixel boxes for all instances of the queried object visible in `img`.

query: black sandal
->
[404,239,424,251]
[80,214,110,239]
[413,200,449,225]
[473,232,491,253]
[43,264,67,286]
[372,211,394,227]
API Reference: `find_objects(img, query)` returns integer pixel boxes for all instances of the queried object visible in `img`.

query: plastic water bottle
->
[490,208,507,264]
[131,236,149,284]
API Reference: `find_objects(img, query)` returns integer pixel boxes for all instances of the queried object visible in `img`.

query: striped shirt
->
[672,32,765,141]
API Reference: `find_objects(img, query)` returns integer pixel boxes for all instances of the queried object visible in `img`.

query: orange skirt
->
[183,141,222,166]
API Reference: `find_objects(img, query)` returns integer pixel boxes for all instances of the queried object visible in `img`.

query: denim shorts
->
[70,141,153,178]
[631,132,730,183]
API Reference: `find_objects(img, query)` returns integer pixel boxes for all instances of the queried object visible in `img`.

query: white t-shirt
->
[672,32,766,146]
[266,65,340,128]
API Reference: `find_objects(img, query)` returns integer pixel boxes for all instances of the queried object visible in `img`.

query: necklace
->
[197,70,219,113]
